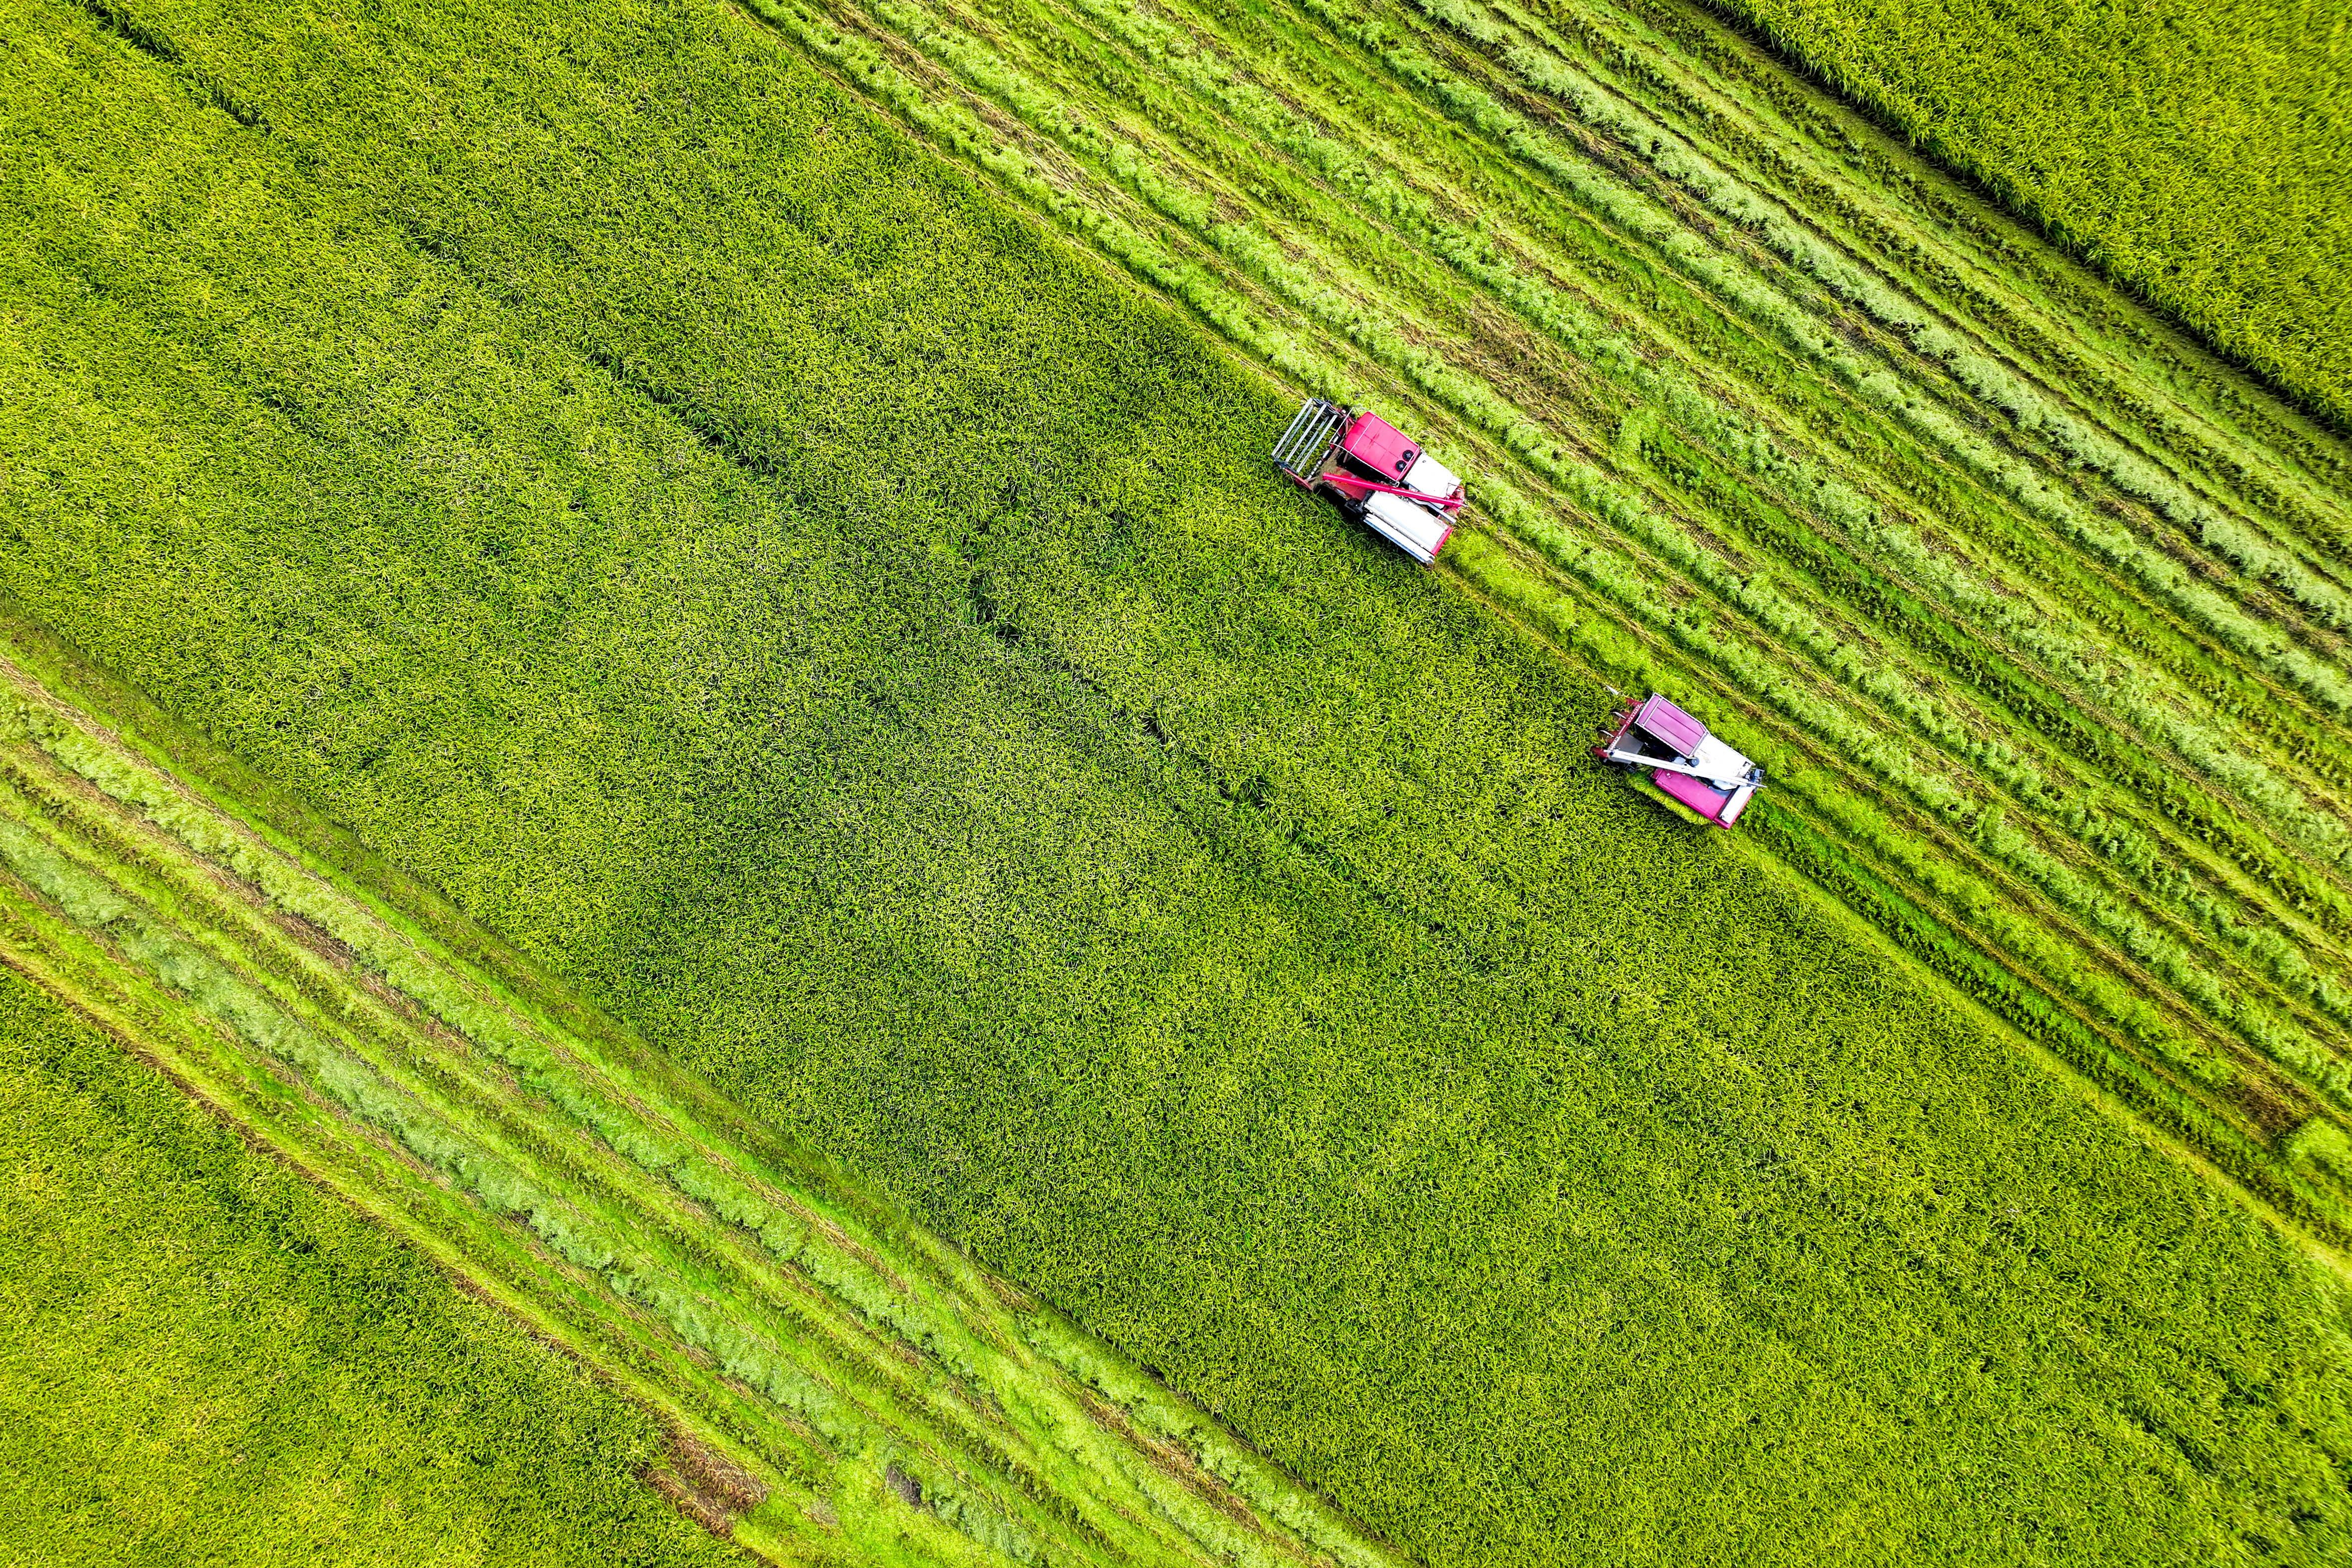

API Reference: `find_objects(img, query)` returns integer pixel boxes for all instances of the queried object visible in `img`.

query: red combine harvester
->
[1271,399,1464,565]
[1593,693,1766,827]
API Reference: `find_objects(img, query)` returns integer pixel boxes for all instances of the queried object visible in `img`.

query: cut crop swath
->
[0,617,1408,1568]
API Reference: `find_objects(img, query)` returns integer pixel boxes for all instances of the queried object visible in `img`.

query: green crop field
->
[1706,0,2352,428]
[0,616,1409,1567]
[715,0,2352,1239]
[0,967,738,1568]
[2,0,2350,1564]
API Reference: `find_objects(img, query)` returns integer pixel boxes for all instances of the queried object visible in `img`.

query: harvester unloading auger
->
[1272,398,1766,828]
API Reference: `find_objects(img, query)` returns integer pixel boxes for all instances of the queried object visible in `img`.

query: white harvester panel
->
[1362,452,1461,564]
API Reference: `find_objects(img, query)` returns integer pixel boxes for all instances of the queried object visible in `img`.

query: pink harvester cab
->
[1270,399,1464,565]
[1593,694,1765,827]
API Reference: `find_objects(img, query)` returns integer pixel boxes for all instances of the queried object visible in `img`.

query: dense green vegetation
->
[733,0,2352,1238]
[1706,0,2352,426]
[0,968,737,1568]
[4,0,2351,1564]
[0,624,1402,1568]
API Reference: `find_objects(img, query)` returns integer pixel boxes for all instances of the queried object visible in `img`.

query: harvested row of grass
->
[6,0,2352,1562]
[0,970,739,1568]
[0,622,1406,1568]
[1465,0,2352,568]
[706,0,2352,1228]
[1696,0,2352,429]
[1430,0,2352,661]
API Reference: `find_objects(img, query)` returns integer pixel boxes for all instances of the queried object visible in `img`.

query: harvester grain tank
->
[1270,398,1464,565]
[1592,693,1766,827]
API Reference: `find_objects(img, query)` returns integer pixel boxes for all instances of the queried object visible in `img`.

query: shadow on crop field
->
[2,0,2350,1563]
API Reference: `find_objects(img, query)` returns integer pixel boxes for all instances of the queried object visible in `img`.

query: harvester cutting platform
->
[1593,694,1765,827]
[1272,398,1464,565]
[1271,401,1765,828]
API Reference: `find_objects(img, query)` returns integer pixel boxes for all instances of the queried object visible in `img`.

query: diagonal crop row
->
[1499,0,2352,554]
[1453,0,2352,590]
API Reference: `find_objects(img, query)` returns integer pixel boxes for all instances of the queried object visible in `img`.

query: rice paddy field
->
[2,0,2350,1563]
[0,964,741,1568]
[1709,0,2352,426]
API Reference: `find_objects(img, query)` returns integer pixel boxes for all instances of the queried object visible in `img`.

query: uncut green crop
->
[1705,0,2352,428]
[2,0,2350,1565]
